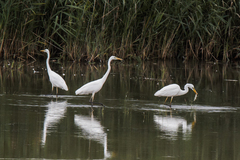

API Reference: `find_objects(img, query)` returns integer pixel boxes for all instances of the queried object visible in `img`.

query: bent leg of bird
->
[163,97,169,104]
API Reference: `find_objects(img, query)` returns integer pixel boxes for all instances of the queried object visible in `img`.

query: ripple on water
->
[3,94,239,113]
[146,103,238,113]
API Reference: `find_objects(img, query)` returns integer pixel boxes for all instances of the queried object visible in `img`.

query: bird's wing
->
[49,71,68,91]
[75,79,103,95]
[154,84,180,97]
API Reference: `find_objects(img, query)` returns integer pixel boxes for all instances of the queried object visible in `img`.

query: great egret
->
[154,83,198,107]
[75,56,122,108]
[41,49,68,96]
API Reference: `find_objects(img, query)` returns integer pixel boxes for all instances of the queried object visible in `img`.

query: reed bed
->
[0,0,239,61]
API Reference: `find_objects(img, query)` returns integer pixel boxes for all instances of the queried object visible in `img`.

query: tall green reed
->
[0,0,239,61]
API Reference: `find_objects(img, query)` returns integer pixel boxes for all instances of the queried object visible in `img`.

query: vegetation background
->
[0,0,240,62]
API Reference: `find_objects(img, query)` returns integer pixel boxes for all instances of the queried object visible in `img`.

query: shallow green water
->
[0,60,240,160]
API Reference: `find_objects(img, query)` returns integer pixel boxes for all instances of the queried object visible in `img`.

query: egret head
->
[109,56,123,61]
[186,83,198,95]
[40,49,49,53]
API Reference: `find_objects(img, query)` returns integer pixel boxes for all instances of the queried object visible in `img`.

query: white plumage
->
[41,49,68,96]
[48,69,68,91]
[154,83,198,107]
[75,56,122,105]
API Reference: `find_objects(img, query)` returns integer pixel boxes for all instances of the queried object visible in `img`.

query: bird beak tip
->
[40,50,45,52]
[193,89,198,95]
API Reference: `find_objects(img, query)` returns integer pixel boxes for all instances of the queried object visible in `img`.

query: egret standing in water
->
[75,56,122,109]
[154,83,198,107]
[41,49,68,97]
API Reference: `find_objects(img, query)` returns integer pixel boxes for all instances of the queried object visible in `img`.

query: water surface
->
[0,60,240,160]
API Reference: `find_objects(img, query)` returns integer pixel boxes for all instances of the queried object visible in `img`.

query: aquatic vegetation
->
[0,0,239,61]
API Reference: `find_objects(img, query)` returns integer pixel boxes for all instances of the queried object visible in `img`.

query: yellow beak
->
[193,88,198,95]
[40,50,45,52]
[116,57,123,61]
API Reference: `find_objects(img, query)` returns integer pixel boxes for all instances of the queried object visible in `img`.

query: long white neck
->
[178,84,190,96]
[101,58,112,83]
[46,51,52,72]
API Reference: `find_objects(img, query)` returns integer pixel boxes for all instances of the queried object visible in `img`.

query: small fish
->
[194,94,198,101]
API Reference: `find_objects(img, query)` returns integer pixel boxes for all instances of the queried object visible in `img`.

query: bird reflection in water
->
[42,100,67,145]
[154,111,196,140]
[74,114,111,159]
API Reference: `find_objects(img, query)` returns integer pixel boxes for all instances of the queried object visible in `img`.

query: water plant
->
[0,0,239,61]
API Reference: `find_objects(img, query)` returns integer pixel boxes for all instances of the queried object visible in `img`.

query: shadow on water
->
[1,60,240,159]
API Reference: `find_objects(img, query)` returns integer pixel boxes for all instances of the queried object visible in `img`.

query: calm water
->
[0,60,240,160]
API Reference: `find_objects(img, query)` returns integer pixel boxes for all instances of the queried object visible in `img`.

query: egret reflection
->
[42,100,67,145]
[154,113,196,140]
[74,114,111,159]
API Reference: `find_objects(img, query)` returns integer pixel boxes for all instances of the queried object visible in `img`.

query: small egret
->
[75,56,122,109]
[41,49,68,96]
[154,83,198,107]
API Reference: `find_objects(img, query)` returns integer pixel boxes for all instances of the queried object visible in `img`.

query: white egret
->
[154,83,198,107]
[41,49,68,96]
[75,56,122,108]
